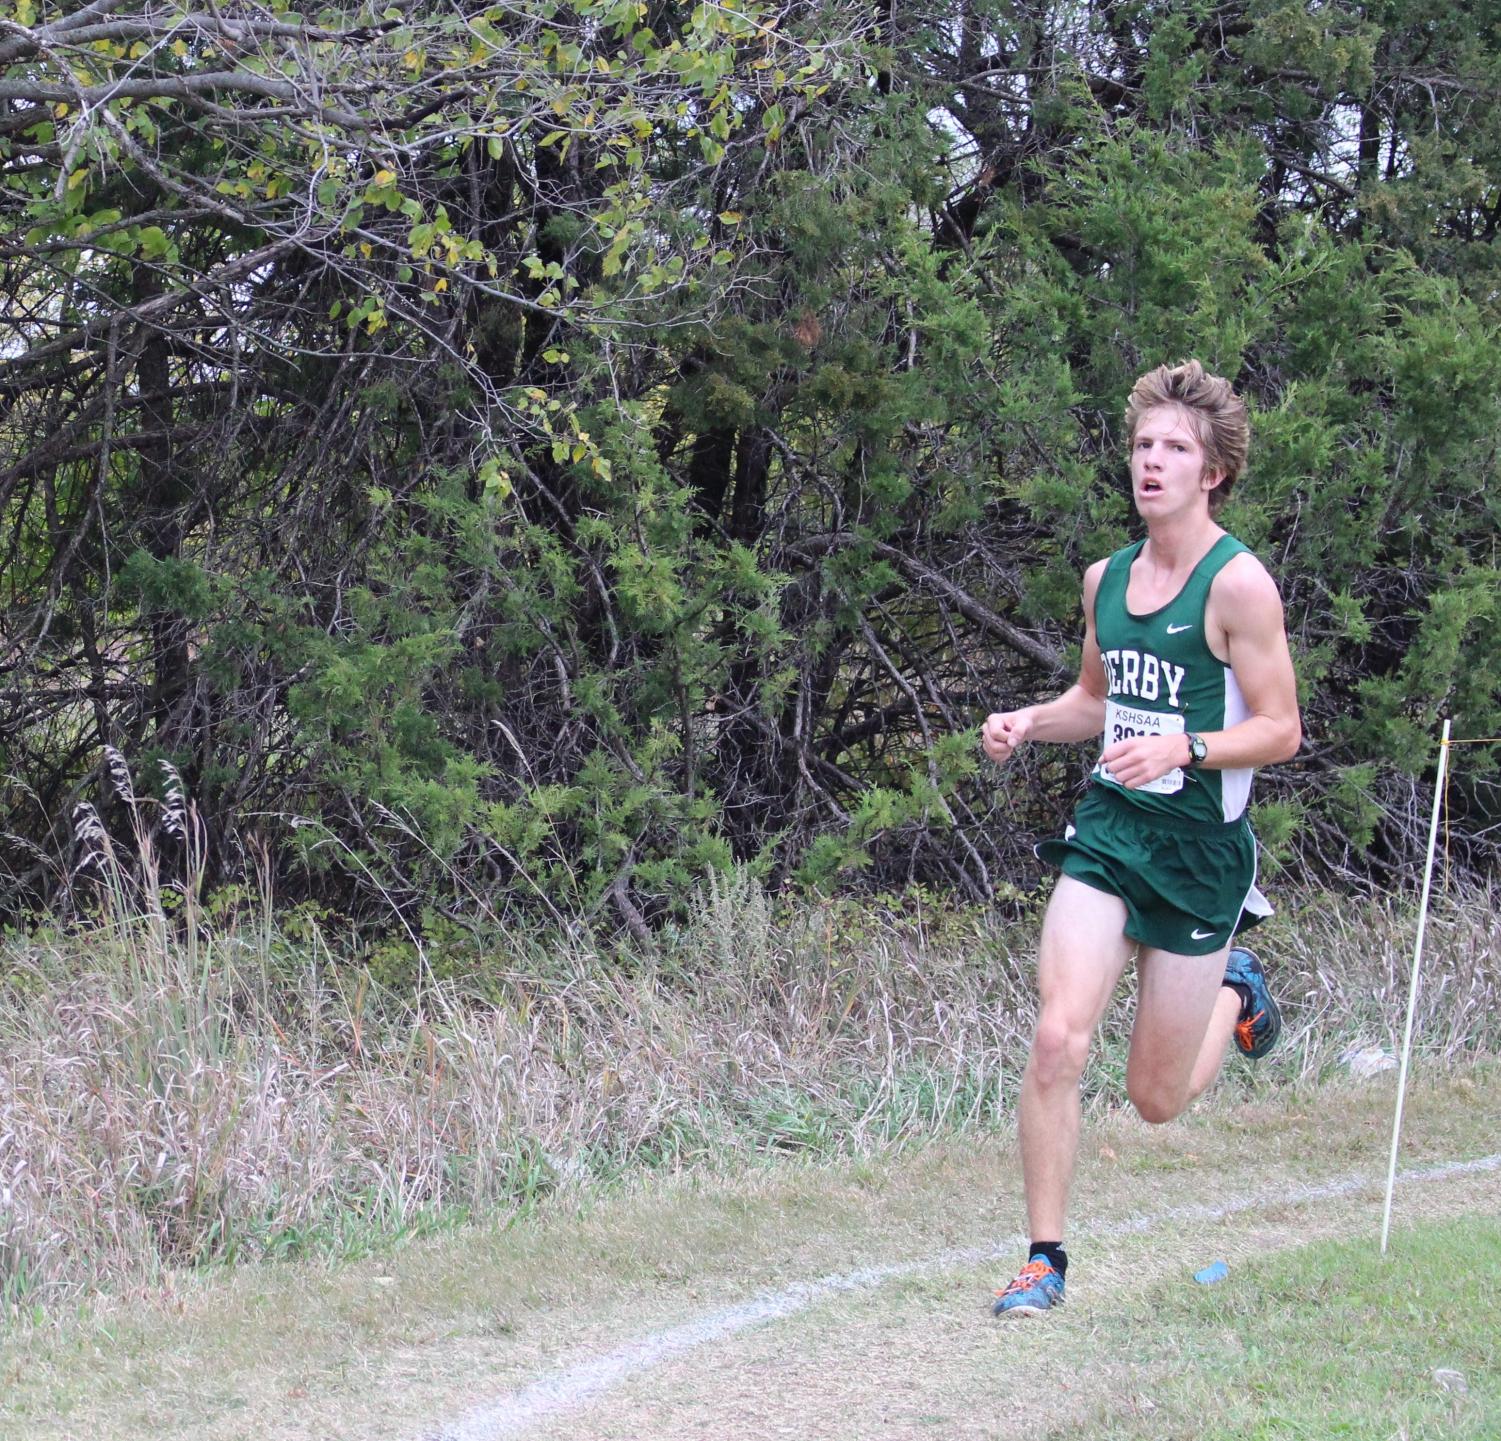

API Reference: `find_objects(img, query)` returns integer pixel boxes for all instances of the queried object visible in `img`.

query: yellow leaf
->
[359,242,372,258]
[373,169,396,186]
[53,102,69,118]
[402,48,422,70]
[434,277,448,293]
[171,38,188,57]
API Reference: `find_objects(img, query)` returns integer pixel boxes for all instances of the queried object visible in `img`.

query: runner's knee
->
[1029,1014,1092,1086]
[1127,1078,1188,1125]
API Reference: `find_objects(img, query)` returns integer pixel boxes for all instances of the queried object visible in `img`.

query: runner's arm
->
[1194,555,1301,769]
[982,560,1108,762]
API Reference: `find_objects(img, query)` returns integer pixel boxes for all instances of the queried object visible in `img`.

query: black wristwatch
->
[1186,733,1208,768]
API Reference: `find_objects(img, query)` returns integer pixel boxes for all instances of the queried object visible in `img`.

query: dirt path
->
[7,1068,1499,1441]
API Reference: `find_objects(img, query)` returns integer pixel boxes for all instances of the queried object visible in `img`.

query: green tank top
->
[1090,533,1255,824]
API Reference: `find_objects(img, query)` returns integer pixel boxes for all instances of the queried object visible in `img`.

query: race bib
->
[1096,700,1185,795]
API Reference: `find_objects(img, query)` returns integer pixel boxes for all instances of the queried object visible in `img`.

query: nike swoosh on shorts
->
[1191,927,1217,940]
[1167,624,1194,634]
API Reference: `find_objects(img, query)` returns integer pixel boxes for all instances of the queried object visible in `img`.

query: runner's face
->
[1130,405,1223,519]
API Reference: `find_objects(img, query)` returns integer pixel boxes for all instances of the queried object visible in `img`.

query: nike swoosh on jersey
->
[1191,927,1217,940]
[1166,623,1194,634]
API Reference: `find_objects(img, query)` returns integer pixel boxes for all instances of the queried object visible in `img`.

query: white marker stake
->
[1381,718,1451,1255]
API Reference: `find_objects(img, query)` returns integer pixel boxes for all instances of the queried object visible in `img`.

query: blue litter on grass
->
[1194,1260,1229,1285]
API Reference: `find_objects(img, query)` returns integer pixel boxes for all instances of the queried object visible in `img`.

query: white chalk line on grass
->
[424,1151,1501,1441]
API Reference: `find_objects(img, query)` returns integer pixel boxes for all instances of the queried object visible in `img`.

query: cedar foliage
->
[2,0,1498,935]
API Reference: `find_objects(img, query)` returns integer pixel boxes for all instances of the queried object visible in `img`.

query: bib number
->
[1097,701,1185,795]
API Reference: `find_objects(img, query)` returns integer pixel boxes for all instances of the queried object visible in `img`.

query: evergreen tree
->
[1,0,1495,931]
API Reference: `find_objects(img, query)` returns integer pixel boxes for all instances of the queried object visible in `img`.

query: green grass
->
[3,877,1497,1316]
[1079,1214,1501,1439]
[1,1075,1496,1440]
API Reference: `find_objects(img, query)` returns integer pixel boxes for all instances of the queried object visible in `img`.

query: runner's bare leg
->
[1126,945,1232,1122]
[1186,986,1243,1099]
[1019,876,1136,1241]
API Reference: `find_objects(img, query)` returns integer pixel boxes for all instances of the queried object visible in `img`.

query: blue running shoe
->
[992,1255,1065,1317]
[1224,946,1282,1060]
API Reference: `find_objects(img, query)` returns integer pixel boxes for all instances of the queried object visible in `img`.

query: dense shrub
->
[2,0,1497,930]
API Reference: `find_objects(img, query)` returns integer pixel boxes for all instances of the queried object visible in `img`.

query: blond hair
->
[1125,360,1250,515]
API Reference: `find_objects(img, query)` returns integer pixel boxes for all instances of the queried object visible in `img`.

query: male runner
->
[981,360,1301,1317]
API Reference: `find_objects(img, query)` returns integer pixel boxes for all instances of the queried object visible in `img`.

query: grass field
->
[4,877,1497,1318]
[3,868,1496,1438]
[1073,1214,1500,1439]
[4,1065,1497,1440]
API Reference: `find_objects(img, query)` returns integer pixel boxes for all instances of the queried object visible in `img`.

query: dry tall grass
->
[1,860,1496,1315]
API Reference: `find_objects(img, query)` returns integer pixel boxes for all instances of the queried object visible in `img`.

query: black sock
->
[1227,980,1253,1016]
[1028,1241,1067,1277]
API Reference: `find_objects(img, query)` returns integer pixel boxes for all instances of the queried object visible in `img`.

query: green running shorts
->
[1035,784,1270,957]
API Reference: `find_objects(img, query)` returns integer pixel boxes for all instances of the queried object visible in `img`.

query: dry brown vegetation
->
[2,865,1497,1317]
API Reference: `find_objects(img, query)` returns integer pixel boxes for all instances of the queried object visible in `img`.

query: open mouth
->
[1140,479,1163,495]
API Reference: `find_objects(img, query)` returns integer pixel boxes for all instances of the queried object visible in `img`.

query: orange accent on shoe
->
[1235,1008,1265,1053]
[995,1259,1055,1298]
